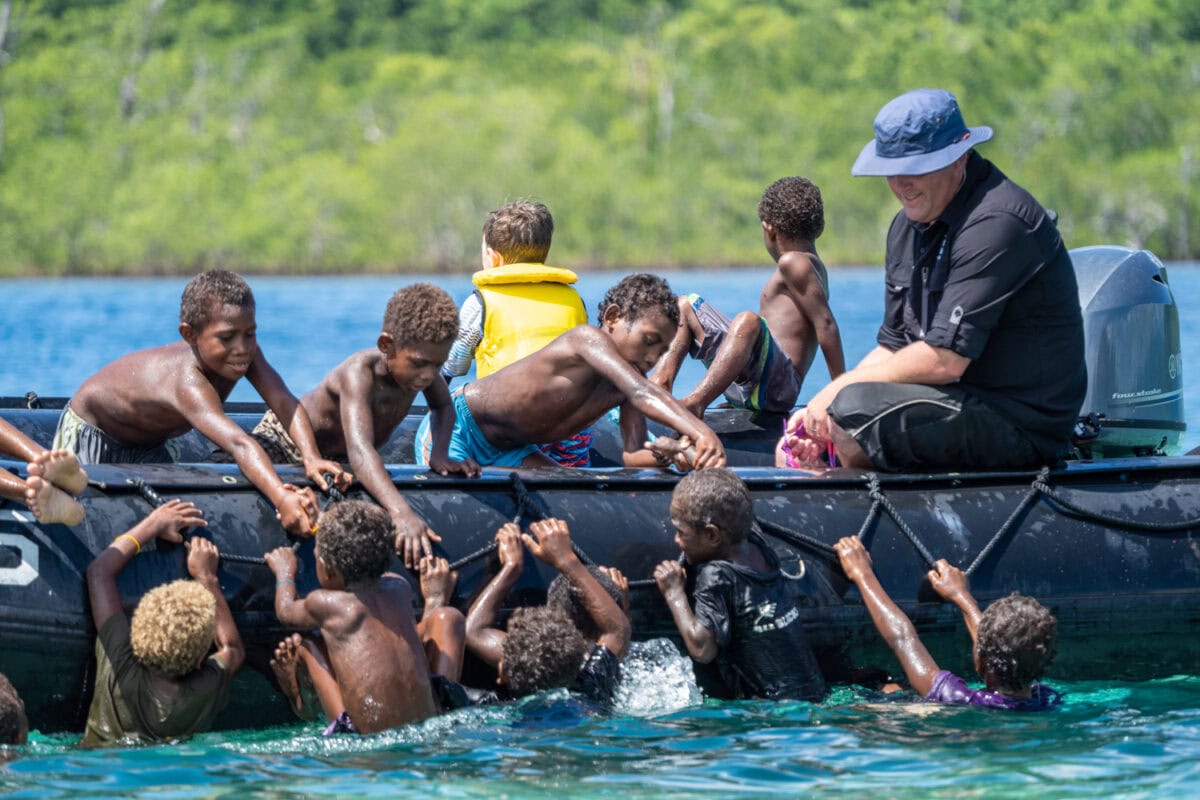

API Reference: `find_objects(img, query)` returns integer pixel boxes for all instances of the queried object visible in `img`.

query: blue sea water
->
[2,264,1200,797]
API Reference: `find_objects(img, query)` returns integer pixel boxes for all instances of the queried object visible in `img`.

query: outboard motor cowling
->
[1073,245,1185,458]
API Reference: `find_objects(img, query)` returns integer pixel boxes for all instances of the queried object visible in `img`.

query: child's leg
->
[649,295,707,392]
[270,633,345,723]
[27,450,89,495]
[0,419,41,463]
[15,473,85,525]
[681,311,762,418]
[418,607,466,682]
[0,468,28,504]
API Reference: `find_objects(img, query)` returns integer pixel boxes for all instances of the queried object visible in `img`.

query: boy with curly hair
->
[81,500,245,746]
[465,518,630,705]
[654,177,845,418]
[835,536,1061,709]
[250,283,479,567]
[418,273,725,470]
[54,269,346,537]
[264,500,466,734]
[654,468,827,701]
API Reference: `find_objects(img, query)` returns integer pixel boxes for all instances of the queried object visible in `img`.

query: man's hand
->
[928,559,970,603]
[302,458,353,493]
[654,559,686,597]
[522,518,577,570]
[147,499,207,544]
[428,452,481,479]
[419,555,458,609]
[799,384,839,444]
[599,565,631,615]
[186,536,221,581]
[394,509,440,569]
[776,429,824,469]
[264,546,299,580]
[495,523,525,572]
[834,536,873,583]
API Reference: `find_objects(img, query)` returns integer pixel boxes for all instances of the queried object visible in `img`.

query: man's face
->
[886,156,966,224]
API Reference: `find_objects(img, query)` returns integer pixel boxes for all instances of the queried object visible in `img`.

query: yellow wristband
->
[115,533,141,554]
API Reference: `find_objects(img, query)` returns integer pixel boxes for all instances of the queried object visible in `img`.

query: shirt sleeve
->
[441,293,484,379]
[691,563,735,648]
[922,211,1046,360]
[925,670,972,705]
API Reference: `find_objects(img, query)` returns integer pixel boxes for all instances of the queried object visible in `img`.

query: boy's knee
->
[426,606,465,633]
[730,311,761,336]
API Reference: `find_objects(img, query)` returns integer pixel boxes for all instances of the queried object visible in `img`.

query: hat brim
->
[851,125,993,177]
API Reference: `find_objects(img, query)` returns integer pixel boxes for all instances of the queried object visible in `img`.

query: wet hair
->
[179,269,255,330]
[0,673,27,745]
[547,566,624,640]
[382,283,459,347]
[130,579,216,677]
[316,500,394,585]
[483,200,554,264]
[597,273,680,328]
[757,177,825,241]
[670,468,754,545]
[976,593,1058,690]
[502,606,588,697]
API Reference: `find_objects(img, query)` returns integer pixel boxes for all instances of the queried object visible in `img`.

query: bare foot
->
[24,476,85,526]
[29,450,88,495]
[271,633,319,724]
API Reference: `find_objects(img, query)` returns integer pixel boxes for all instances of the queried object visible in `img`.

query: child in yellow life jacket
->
[434,200,593,466]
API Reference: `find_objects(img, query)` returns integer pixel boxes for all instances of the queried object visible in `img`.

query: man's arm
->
[464,524,524,668]
[928,559,983,649]
[186,537,245,674]
[524,519,630,658]
[835,537,940,695]
[86,500,205,630]
[653,560,718,662]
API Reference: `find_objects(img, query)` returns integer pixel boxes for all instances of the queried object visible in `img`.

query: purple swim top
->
[926,671,1062,711]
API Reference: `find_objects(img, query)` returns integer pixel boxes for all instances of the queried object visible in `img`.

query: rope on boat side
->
[964,467,1048,576]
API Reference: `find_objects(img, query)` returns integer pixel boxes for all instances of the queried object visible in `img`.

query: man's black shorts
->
[827,382,1045,472]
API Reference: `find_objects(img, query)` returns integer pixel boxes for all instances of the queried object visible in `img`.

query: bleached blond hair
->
[130,580,216,676]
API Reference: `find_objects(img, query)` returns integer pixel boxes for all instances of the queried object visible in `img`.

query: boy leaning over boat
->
[51,269,349,537]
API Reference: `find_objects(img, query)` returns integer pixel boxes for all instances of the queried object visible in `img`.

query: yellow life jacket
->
[473,263,588,378]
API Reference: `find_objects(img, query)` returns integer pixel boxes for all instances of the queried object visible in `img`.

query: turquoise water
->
[3,266,1200,795]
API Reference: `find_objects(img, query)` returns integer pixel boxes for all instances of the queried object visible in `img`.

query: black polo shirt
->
[877,151,1086,454]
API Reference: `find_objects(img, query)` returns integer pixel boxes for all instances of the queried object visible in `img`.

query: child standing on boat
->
[81,501,245,746]
[654,468,828,702]
[434,199,594,467]
[52,270,347,537]
[264,500,466,735]
[652,177,845,419]
[417,273,726,470]
[0,417,88,525]
[835,536,1061,709]
[246,283,479,568]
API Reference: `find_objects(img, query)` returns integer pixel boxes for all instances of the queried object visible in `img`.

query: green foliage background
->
[0,0,1196,275]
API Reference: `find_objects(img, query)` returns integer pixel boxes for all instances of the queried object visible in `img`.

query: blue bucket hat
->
[851,89,992,177]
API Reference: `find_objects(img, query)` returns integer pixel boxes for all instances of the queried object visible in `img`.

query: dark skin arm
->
[425,376,481,479]
[928,559,983,649]
[778,252,846,379]
[187,536,245,674]
[464,524,524,668]
[264,546,323,630]
[524,518,631,658]
[653,560,718,662]
[418,555,458,612]
[835,536,940,696]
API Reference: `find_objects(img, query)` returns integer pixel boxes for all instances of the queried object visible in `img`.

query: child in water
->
[265,500,466,734]
[835,536,1061,709]
[654,468,827,701]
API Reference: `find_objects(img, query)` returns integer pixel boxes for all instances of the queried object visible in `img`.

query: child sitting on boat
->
[52,269,347,537]
[465,519,630,706]
[417,273,726,470]
[654,468,828,701]
[835,536,1061,709]
[0,673,28,746]
[0,417,88,525]
[246,283,479,568]
[434,199,594,467]
[652,177,844,419]
[81,501,245,746]
[264,500,467,735]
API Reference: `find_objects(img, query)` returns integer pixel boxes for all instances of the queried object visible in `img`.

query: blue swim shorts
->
[414,390,542,468]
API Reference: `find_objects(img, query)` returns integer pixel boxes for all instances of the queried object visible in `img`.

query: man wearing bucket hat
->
[780,89,1085,471]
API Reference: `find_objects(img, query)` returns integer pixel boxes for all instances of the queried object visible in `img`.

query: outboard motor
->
[1072,245,1185,458]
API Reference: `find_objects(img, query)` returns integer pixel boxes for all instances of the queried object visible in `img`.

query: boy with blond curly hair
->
[81,501,244,746]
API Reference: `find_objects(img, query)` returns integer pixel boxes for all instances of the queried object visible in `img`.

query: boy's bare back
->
[302,577,436,732]
[759,251,843,381]
[300,350,421,458]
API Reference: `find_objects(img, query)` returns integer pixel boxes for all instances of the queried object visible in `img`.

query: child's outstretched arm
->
[464,524,525,668]
[927,559,983,650]
[524,519,631,658]
[187,537,245,674]
[653,560,717,662]
[835,536,940,696]
[86,500,206,630]
[264,546,321,630]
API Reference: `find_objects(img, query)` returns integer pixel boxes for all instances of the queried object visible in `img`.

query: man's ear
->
[377,332,395,356]
[179,322,196,344]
